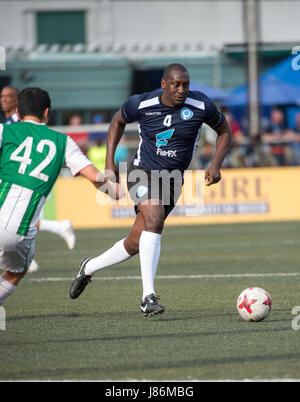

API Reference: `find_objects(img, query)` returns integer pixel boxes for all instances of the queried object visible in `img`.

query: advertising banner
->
[45,167,300,228]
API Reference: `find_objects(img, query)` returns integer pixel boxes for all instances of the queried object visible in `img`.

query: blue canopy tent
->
[224,55,300,107]
[189,81,230,102]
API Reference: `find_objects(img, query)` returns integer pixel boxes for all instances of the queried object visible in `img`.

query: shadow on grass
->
[3,323,293,347]
[3,351,300,381]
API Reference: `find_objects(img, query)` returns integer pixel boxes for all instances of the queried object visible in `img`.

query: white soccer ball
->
[237,287,272,322]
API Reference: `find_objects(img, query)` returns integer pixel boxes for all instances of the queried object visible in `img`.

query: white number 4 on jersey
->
[163,114,172,127]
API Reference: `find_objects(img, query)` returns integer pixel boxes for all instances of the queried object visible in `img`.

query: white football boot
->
[27,259,39,273]
[59,220,76,250]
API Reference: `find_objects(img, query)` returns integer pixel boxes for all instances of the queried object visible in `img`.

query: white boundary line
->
[28,272,300,282]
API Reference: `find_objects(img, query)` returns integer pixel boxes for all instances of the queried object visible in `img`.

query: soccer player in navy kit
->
[70,64,232,316]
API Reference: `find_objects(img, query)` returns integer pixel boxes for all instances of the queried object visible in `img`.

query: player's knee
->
[124,238,139,255]
[144,215,164,233]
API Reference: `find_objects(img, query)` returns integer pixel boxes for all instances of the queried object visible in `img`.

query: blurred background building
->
[1,0,300,168]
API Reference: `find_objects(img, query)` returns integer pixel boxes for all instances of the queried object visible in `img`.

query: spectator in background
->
[67,114,90,155]
[261,109,291,166]
[289,112,300,165]
[114,137,129,169]
[88,113,129,172]
[88,136,130,173]
[87,137,106,172]
[294,112,300,134]
[0,86,19,124]
[261,109,295,166]
[89,114,106,143]
[198,141,214,170]
[265,109,285,133]
[224,111,252,168]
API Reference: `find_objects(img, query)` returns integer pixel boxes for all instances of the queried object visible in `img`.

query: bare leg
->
[2,270,27,286]
[0,270,27,304]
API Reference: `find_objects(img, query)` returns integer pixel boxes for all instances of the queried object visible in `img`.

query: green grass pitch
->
[1,221,300,381]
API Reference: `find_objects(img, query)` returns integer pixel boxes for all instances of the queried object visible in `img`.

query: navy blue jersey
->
[5,113,19,124]
[121,88,225,172]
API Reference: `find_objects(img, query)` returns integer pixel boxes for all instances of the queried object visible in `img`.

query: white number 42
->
[10,136,56,182]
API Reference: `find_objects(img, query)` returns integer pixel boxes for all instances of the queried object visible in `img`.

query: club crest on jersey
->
[181,107,193,121]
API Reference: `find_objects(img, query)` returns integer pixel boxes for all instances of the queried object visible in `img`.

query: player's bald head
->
[162,64,189,81]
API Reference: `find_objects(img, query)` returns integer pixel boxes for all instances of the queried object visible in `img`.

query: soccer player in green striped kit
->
[0,87,123,304]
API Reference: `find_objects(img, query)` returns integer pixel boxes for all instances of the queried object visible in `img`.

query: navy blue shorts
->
[126,164,183,217]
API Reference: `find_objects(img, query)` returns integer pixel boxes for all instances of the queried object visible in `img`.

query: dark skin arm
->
[205,119,232,186]
[105,109,127,182]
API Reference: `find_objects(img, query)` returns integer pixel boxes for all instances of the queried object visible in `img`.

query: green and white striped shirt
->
[0,121,91,236]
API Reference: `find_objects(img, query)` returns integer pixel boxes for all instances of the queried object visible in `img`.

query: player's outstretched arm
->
[205,120,232,186]
[79,164,126,200]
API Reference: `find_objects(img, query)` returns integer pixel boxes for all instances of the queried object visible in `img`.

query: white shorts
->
[0,231,35,273]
